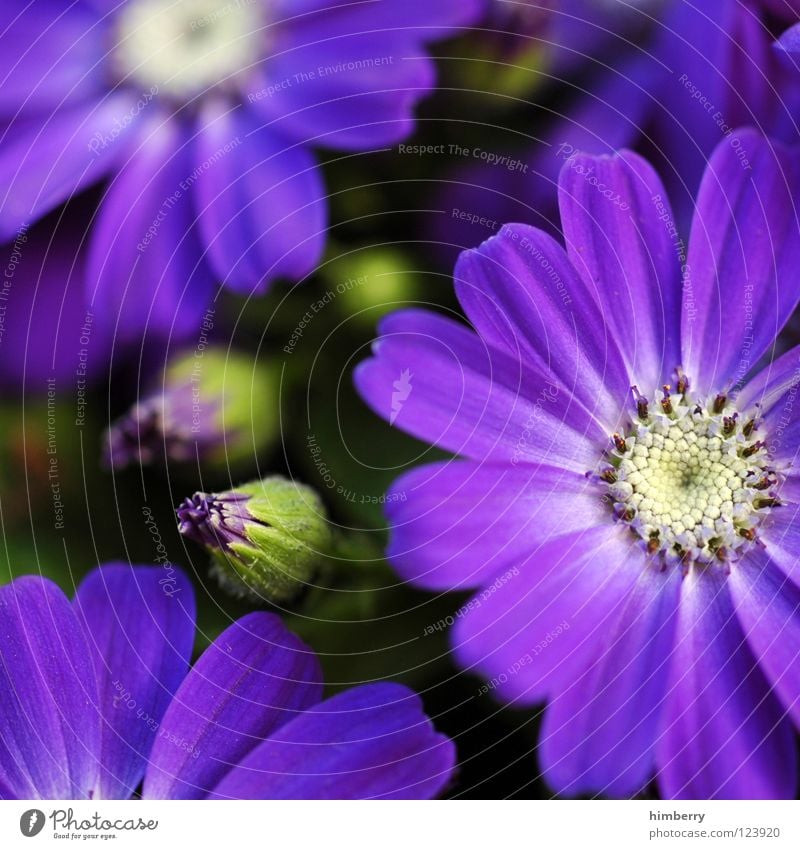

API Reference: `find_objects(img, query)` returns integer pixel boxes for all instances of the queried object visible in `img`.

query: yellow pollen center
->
[604,387,778,565]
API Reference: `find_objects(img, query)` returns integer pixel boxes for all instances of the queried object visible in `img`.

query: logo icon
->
[20,810,45,837]
[390,369,413,425]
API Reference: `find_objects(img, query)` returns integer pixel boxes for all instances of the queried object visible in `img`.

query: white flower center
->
[113,0,264,99]
[604,383,778,565]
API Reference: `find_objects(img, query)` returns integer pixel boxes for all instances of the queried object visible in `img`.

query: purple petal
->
[248,25,436,150]
[143,612,323,800]
[776,22,800,59]
[73,563,196,800]
[261,0,485,148]
[385,460,609,591]
[732,348,800,583]
[209,683,455,800]
[274,0,481,33]
[681,130,800,397]
[87,117,217,346]
[656,567,796,799]
[539,566,681,798]
[652,3,787,208]
[0,92,141,239]
[452,524,645,705]
[0,1,105,114]
[354,308,604,474]
[736,344,800,467]
[736,343,800,415]
[454,223,631,433]
[759,502,800,588]
[195,102,326,294]
[730,549,800,726]
[558,149,681,392]
[0,217,113,392]
[0,577,99,799]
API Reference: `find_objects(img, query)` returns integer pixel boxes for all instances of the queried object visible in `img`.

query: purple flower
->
[436,0,800,256]
[356,129,800,799]
[0,563,454,799]
[0,0,480,345]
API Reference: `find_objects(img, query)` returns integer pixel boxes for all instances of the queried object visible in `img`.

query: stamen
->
[722,414,738,436]
[632,386,649,421]
[661,385,673,415]
[676,368,689,396]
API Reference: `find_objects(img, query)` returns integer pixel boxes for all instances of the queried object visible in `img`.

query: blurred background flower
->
[429,0,800,261]
[105,345,279,469]
[0,0,482,351]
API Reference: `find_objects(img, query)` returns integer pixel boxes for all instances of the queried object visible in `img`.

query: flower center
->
[113,0,264,99]
[602,380,780,566]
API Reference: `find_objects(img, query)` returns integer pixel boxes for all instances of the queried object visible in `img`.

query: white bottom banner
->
[0,800,795,848]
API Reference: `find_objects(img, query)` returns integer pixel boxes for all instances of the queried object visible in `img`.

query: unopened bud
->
[105,347,277,469]
[176,476,331,603]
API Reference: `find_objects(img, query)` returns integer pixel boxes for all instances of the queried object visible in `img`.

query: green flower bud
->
[177,476,331,603]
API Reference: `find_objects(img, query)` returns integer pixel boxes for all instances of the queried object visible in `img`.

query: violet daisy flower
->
[356,129,800,799]
[0,0,480,343]
[0,563,454,799]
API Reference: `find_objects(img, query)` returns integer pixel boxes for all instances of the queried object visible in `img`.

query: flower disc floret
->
[604,384,779,565]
